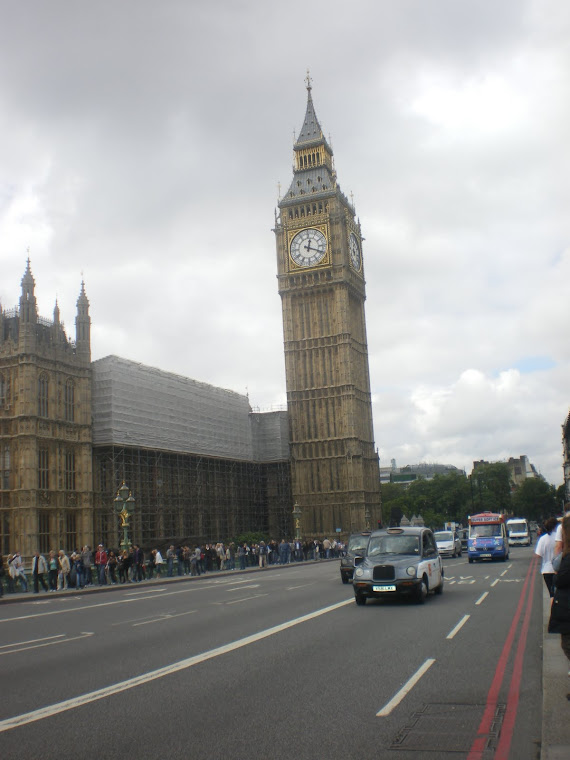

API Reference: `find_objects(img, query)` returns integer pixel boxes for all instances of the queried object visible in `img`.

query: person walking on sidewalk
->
[548,514,570,682]
[9,551,28,592]
[57,550,71,590]
[535,517,558,597]
[32,551,49,593]
[95,544,108,585]
[48,550,58,591]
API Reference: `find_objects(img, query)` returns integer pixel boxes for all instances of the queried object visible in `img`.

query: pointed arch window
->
[1,445,9,489]
[38,448,49,490]
[64,380,75,423]
[38,374,49,417]
[64,449,76,491]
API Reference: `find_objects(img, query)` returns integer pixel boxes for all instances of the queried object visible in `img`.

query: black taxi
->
[352,526,444,605]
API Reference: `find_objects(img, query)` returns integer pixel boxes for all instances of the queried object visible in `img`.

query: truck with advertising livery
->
[467,512,509,563]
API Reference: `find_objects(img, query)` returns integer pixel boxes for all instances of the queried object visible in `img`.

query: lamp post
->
[292,502,302,541]
[114,482,135,553]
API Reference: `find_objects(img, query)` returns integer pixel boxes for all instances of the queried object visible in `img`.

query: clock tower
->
[274,76,382,537]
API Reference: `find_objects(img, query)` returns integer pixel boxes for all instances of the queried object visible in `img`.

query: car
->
[434,530,462,558]
[352,526,444,605]
[458,528,469,553]
[340,531,371,583]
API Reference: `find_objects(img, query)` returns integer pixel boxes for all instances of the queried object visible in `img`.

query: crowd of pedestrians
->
[0,537,346,596]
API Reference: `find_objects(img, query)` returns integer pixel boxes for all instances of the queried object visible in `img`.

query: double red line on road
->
[467,554,539,760]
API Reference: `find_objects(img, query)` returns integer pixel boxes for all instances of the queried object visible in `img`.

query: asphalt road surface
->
[0,547,543,760]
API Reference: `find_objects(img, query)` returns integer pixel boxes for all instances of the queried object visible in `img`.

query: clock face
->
[290,228,327,268]
[349,232,362,271]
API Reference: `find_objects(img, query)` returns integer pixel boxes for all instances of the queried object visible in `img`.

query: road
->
[0,548,542,759]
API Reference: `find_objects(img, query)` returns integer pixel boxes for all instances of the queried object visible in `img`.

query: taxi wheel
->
[416,577,428,604]
[355,593,367,606]
[342,576,349,584]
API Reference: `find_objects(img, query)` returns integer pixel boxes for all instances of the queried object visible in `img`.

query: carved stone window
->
[38,374,49,417]
[38,448,49,490]
[64,380,75,423]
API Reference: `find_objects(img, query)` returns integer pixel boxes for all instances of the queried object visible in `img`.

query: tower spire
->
[75,279,91,360]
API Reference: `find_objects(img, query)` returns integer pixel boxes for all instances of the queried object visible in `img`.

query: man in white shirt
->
[554,507,570,556]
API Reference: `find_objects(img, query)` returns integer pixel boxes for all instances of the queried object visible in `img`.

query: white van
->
[506,518,531,546]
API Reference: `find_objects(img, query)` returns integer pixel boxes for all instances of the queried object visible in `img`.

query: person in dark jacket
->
[548,514,570,677]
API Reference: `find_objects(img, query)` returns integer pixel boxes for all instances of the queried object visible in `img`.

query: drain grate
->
[390,702,506,753]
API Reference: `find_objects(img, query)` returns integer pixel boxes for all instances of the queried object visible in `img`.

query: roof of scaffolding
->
[91,355,289,463]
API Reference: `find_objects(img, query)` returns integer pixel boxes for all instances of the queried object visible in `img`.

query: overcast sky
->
[1,1,569,487]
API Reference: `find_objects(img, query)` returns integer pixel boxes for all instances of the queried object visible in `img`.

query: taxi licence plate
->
[373,585,396,592]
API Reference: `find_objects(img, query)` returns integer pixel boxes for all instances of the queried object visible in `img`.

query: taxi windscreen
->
[368,535,420,556]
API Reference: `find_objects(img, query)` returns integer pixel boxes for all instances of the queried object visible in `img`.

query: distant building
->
[380,460,464,487]
[472,455,538,488]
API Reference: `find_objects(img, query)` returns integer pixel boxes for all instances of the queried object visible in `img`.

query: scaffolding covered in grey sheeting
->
[92,355,289,462]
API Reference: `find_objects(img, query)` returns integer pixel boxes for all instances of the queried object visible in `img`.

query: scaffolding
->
[91,356,292,549]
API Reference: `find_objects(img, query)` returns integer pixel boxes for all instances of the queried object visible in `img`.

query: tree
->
[469,463,512,514]
[511,478,558,522]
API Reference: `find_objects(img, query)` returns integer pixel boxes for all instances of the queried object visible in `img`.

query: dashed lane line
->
[0,598,353,732]
[376,659,436,717]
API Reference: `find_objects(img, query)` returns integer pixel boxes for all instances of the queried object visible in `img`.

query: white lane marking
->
[227,585,259,591]
[446,615,470,640]
[226,594,268,605]
[0,634,65,649]
[491,579,499,587]
[0,585,212,623]
[448,581,456,585]
[376,659,436,717]
[0,632,94,656]
[125,588,167,596]
[133,610,197,627]
[286,583,317,590]
[0,598,353,732]
[500,569,509,577]
[475,592,488,606]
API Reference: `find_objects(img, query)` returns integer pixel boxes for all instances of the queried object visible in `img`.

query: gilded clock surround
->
[287,223,330,270]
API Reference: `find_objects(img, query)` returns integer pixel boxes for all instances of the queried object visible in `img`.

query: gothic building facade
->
[0,265,292,557]
[274,79,382,536]
[0,262,93,557]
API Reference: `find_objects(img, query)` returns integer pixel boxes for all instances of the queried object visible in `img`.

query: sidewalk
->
[0,559,325,604]
[541,585,570,760]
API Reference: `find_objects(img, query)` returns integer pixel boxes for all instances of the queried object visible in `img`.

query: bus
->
[506,518,531,547]
[468,512,509,563]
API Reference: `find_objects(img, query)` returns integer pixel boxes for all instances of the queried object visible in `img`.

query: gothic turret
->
[75,281,91,361]
[18,259,38,352]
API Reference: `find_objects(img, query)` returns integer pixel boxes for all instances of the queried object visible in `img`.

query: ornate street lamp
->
[114,482,135,553]
[292,502,302,541]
